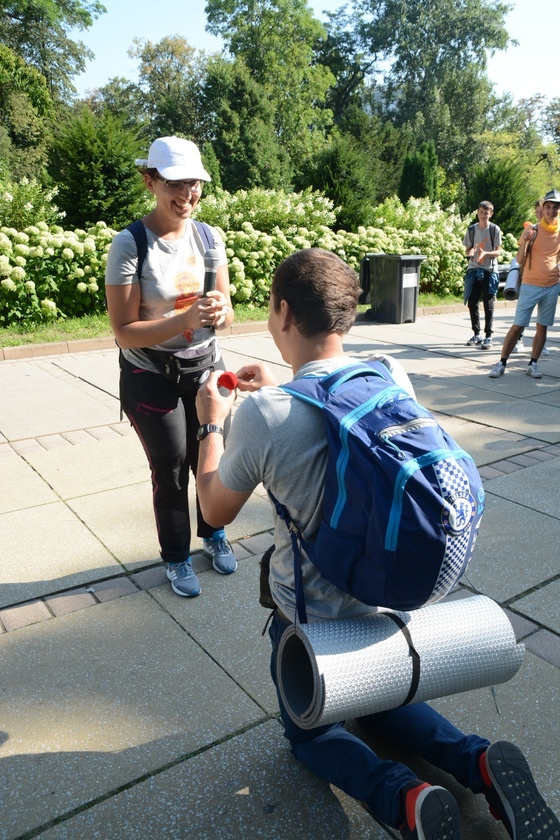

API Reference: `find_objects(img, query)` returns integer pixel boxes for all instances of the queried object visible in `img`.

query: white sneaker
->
[527,362,542,379]
[489,362,505,378]
[541,346,550,356]
[481,337,493,349]
[466,334,482,346]
[511,339,523,353]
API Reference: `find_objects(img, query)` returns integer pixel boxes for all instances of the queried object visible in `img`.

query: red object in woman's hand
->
[218,371,238,391]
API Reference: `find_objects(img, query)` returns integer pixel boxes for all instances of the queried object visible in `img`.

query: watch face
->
[197,425,206,440]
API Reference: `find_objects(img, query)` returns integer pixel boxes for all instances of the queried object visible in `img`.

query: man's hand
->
[235,362,279,392]
[196,371,236,426]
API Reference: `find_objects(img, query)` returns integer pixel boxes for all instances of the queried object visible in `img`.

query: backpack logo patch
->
[441,493,476,536]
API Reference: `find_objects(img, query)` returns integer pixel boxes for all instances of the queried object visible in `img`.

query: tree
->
[461,158,535,237]
[205,0,335,176]
[84,77,149,136]
[0,44,52,179]
[306,133,379,230]
[201,57,293,191]
[398,141,438,204]
[543,97,560,149]
[322,0,510,176]
[129,36,210,140]
[0,0,106,100]
[48,106,149,229]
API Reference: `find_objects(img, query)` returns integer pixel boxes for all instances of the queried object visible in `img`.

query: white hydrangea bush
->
[0,221,116,325]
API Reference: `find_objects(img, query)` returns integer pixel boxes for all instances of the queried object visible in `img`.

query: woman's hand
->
[204,290,230,328]
[177,293,227,331]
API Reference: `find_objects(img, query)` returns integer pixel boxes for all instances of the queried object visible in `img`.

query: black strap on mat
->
[385,612,421,706]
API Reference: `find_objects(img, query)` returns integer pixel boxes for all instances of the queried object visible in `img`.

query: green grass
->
[0,294,463,348]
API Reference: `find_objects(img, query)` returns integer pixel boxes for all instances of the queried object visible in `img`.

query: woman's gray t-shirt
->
[105,219,227,371]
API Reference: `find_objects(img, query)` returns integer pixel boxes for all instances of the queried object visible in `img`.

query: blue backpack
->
[270,360,485,623]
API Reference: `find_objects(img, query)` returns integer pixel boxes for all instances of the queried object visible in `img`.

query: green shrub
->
[0,221,115,326]
[0,191,518,326]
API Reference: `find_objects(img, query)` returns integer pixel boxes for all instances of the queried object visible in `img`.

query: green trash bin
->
[366,254,426,324]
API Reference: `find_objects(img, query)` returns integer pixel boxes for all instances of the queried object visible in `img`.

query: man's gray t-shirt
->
[219,355,415,622]
[463,223,502,271]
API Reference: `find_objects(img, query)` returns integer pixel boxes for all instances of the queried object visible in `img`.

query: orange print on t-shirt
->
[174,270,200,343]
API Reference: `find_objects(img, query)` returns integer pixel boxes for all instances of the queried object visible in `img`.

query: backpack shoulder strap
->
[193,220,215,250]
[282,360,395,405]
[489,222,496,250]
[126,219,148,281]
[468,224,476,248]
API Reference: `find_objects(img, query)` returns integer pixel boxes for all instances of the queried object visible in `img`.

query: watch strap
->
[197,423,224,440]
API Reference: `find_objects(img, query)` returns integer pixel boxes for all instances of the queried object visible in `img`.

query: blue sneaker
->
[202,529,238,575]
[166,560,201,597]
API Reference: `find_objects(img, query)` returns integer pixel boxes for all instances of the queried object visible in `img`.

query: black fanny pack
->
[141,345,216,384]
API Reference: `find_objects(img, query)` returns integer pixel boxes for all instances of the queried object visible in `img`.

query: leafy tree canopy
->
[0,0,106,99]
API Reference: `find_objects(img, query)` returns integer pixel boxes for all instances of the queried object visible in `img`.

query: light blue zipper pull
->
[379,434,406,460]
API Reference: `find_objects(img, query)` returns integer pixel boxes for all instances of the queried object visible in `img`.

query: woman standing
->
[105,136,237,597]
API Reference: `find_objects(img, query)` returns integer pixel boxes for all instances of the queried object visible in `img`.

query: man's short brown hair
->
[271,248,359,338]
[478,201,494,211]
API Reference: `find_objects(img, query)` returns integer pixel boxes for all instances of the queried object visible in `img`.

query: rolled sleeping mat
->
[276,594,524,730]
[504,264,521,300]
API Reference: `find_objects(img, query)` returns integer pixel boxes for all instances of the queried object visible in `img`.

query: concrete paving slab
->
[512,579,560,634]
[483,456,560,519]
[22,431,148,499]
[450,360,560,394]
[0,593,265,840]
[0,361,119,440]
[466,493,560,601]
[445,396,560,442]
[525,629,560,667]
[0,444,58,513]
[52,349,120,398]
[0,502,122,608]
[151,559,278,712]
[411,377,517,414]
[67,482,273,570]
[431,419,539,468]
[530,387,560,406]
[37,720,384,840]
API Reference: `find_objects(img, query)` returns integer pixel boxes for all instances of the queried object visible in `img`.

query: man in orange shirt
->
[489,190,560,379]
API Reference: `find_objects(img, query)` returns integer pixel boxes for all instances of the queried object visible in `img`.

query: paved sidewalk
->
[1,305,559,839]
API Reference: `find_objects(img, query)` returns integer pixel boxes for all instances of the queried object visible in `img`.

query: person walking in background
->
[463,201,502,349]
[105,136,237,597]
[489,189,560,380]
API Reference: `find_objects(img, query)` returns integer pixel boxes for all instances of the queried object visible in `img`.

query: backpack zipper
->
[378,418,437,459]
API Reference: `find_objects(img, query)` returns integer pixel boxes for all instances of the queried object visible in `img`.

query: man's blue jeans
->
[269,613,490,828]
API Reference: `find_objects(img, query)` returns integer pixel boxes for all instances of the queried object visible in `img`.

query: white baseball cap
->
[135,136,211,181]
